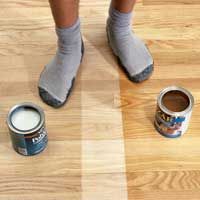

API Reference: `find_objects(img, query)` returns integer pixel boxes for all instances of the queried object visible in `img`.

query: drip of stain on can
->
[154,86,194,138]
[7,103,48,156]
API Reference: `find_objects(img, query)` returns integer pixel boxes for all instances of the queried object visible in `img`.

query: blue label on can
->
[10,126,48,156]
[25,127,48,155]
[155,107,186,138]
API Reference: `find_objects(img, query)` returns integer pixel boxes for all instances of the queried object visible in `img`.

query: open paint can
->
[7,103,48,156]
[154,86,194,138]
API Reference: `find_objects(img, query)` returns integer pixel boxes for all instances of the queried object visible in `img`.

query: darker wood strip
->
[129,191,200,200]
[143,0,200,5]
[127,171,200,191]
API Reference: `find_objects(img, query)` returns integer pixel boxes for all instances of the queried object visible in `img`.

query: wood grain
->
[0,1,82,199]
[143,0,200,5]
[81,28,127,200]
[120,1,200,199]
[0,0,200,199]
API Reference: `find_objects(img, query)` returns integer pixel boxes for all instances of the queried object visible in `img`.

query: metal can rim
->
[157,86,194,116]
[6,102,45,135]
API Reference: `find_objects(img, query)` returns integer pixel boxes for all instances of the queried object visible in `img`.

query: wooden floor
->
[0,0,200,199]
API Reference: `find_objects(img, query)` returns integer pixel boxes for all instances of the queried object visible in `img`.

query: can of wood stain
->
[154,86,194,138]
[7,103,48,156]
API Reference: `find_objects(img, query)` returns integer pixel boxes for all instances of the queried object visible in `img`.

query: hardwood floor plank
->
[143,0,200,5]
[1,0,200,199]
[120,0,200,199]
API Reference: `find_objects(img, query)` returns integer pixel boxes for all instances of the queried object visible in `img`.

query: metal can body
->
[7,103,48,156]
[154,86,194,138]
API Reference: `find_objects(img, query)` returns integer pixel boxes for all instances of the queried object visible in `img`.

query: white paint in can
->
[11,108,41,132]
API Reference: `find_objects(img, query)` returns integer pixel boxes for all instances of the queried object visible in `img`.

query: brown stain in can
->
[162,90,190,112]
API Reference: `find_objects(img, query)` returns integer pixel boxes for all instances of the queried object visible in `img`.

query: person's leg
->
[107,0,153,83]
[49,0,79,28]
[38,0,84,108]
[112,0,136,13]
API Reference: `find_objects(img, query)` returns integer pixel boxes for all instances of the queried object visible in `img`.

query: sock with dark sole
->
[107,7,154,83]
[38,18,84,108]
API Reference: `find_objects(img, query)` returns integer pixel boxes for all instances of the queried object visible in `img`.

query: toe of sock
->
[39,87,64,108]
[131,64,154,83]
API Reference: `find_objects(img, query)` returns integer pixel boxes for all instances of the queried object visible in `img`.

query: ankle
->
[108,7,132,26]
[56,18,82,54]
[56,18,81,43]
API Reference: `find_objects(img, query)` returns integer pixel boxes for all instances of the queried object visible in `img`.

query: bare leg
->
[38,0,84,108]
[49,0,79,28]
[111,0,136,13]
[107,0,154,83]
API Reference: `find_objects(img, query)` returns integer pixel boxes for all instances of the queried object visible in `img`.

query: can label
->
[155,106,190,138]
[10,126,48,156]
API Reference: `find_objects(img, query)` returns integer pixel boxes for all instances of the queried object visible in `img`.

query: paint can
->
[154,86,194,138]
[7,102,48,155]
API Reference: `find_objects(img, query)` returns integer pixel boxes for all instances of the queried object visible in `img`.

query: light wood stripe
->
[81,34,127,199]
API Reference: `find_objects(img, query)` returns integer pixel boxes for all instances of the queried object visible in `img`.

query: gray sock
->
[38,18,84,108]
[107,7,154,82]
